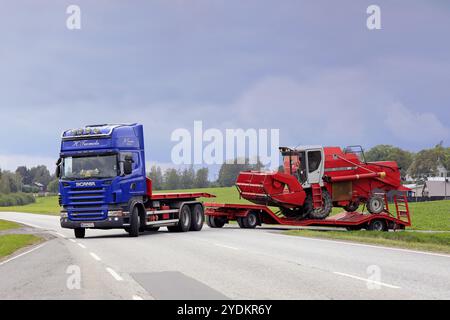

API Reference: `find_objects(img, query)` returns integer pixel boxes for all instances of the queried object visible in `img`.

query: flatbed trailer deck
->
[204,194,411,231]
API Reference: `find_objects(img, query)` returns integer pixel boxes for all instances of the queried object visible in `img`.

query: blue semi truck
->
[56,123,213,238]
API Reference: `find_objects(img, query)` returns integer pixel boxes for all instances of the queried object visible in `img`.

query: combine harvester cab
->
[205,145,412,232]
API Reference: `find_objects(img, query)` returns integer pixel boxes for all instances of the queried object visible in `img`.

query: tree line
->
[0,143,448,195]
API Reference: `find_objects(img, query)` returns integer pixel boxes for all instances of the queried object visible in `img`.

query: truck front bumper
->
[60,217,130,229]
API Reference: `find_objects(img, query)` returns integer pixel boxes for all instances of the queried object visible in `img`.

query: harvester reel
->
[305,190,332,220]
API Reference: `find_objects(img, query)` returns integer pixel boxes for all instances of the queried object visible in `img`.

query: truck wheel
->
[237,217,245,228]
[128,206,140,237]
[74,228,85,238]
[367,195,385,214]
[242,211,259,229]
[306,190,332,220]
[368,219,388,232]
[190,204,204,231]
[168,205,192,232]
[206,216,226,228]
[344,201,360,212]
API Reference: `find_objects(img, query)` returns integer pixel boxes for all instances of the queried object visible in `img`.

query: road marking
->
[132,295,143,300]
[77,243,86,249]
[269,232,450,258]
[55,232,66,238]
[333,272,401,289]
[106,267,123,281]
[69,239,76,243]
[0,243,46,266]
[214,243,239,250]
[90,252,101,261]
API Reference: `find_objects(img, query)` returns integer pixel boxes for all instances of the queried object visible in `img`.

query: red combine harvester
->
[205,146,411,232]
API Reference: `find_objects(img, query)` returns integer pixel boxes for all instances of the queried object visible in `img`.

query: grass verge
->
[0,219,21,231]
[0,234,42,259]
[284,229,450,254]
[0,196,60,215]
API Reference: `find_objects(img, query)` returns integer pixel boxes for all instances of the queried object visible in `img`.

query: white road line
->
[214,243,239,250]
[269,232,450,258]
[54,232,66,238]
[334,272,401,289]
[69,239,76,243]
[132,295,143,300]
[90,252,101,261]
[77,243,86,249]
[0,243,46,266]
[106,267,123,281]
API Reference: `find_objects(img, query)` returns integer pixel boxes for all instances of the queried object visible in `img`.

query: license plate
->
[80,223,94,228]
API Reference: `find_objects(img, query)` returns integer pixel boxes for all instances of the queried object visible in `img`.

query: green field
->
[0,234,42,259]
[0,196,60,215]
[0,219,22,231]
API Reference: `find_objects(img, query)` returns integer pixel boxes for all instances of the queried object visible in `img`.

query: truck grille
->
[67,187,107,221]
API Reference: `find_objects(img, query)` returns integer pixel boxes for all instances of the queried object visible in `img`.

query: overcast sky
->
[0,0,449,173]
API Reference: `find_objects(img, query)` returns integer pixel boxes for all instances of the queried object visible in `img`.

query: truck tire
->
[168,205,192,232]
[305,190,332,220]
[190,204,204,231]
[344,201,360,212]
[367,195,385,214]
[237,217,245,228]
[74,228,85,238]
[206,216,226,228]
[368,219,388,232]
[242,211,259,229]
[128,206,140,237]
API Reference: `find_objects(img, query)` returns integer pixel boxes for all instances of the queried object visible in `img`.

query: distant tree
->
[47,179,59,193]
[408,143,449,178]
[180,166,195,189]
[29,165,52,188]
[0,171,21,194]
[365,145,414,177]
[163,168,181,190]
[16,166,32,185]
[194,168,209,188]
[148,166,164,190]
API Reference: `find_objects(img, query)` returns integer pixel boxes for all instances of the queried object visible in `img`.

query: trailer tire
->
[368,219,388,232]
[242,211,259,229]
[237,217,245,228]
[168,205,192,232]
[128,206,140,237]
[190,204,204,231]
[74,228,85,238]
[367,195,385,214]
[206,216,226,228]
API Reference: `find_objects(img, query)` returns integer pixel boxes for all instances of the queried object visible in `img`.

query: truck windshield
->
[62,155,118,180]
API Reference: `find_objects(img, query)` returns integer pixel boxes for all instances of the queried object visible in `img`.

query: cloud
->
[384,103,450,144]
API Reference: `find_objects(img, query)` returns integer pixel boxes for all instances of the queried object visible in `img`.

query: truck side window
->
[307,151,322,173]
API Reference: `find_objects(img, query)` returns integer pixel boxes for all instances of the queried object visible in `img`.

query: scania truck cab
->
[57,124,213,238]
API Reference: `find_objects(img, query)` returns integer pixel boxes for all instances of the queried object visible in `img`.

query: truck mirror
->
[55,158,62,178]
[123,160,133,175]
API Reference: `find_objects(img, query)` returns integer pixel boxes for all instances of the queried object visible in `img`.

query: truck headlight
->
[61,212,68,218]
[108,210,124,217]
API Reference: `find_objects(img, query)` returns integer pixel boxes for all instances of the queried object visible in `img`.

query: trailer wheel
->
[74,228,85,238]
[190,204,204,231]
[128,206,140,237]
[206,216,226,228]
[242,211,259,229]
[367,195,385,214]
[237,217,245,228]
[368,219,388,232]
[168,205,192,232]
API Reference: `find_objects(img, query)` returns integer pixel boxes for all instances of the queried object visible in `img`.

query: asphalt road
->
[0,212,449,300]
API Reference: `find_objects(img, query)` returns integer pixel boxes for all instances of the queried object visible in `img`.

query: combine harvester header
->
[205,145,411,232]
